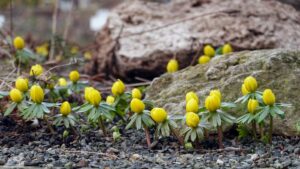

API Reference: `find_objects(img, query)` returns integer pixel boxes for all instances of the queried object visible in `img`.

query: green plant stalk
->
[252,121,257,140]
[269,115,273,144]
[259,123,264,138]
[44,116,55,134]
[99,116,107,137]
[143,125,151,148]
[217,125,224,149]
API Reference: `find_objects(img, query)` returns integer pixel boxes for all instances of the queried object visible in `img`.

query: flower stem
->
[217,125,224,149]
[252,121,257,140]
[170,126,184,145]
[44,116,55,134]
[269,116,273,144]
[204,128,209,139]
[99,116,107,137]
[143,125,151,148]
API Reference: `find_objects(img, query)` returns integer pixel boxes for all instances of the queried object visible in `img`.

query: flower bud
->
[222,43,233,54]
[30,85,44,104]
[186,98,199,113]
[132,88,142,99]
[247,99,258,113]
[111,79,125,96]
[198,55,211,64]
[210,89,222,101]
[84,87,94,103]
[186,112,200,128]
[205,95,221,112]
[241,84,249,96]
[186,92,199,104]
[204,45,215,57]
[130,98,145,113]
[69,70,80,83]
[13,36,25,50]
[150,108,168,123]
[243,76,258,92]
[9,88,23,103]
[15,77,28,92]
[58,78,67,87]
[166,59,179,73]
[30,64,43,76]
[262,89,276,106]
[89,89,101,106]
[106,95,115,105]
[60,101,71,116]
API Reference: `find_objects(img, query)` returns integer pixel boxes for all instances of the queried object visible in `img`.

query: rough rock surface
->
[146,49,300,136]
[86,0,300,79]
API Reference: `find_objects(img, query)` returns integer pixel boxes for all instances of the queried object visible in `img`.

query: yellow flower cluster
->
[60,101,71,116]
[30,64,43,76]
[166,59,179,73]
[185,112,200,128]
[13,36,25,50]
[150,107,167,123]
[130,98,145,113]
[111,79,125,96]
[84,87,101,106]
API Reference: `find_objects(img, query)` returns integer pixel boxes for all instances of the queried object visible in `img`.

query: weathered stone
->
[87,0,300,79]
[146,49,300,136]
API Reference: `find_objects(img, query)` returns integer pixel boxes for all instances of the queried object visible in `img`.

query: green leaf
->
[41,104,50,113]
[221,102,236,108]
[136,115,142,130]
[184,130,192,142]
[126,113,138,129]
[64,118,70,128]
[191,130,197,142]
[100,102,116,112]
[4,103,17,116]
[257,107,270,123]
[78,104,93,113]
[180,127,191,136]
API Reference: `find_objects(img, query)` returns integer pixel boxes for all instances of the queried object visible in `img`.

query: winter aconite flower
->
[186,91,199,103]
[58,78,67,87]
[9,88,23,103]
[263,89,276,106]
[35,45,48,57]
[130,98,145,113]
[111,79,125,96]
[222,43,233,54]
[150,107,167,123]
[166,59,179,73]
[88,89,101,106]
[185,112,200,128]
[210,89,222,101]
[84,51,92,60]
[205,94,221,112]
[60,101,71,116]
[243,76,257,92]
[13,36,25,50]
[247,99,258,113]
[84,87,94,103]
[132,88,142,99]
[106,95,115,105]
[204,45,215,57]
[30,85,44,104]
[30,64,43,76]
[69,70,80,83]
[71,46,79,54]
[198,55,210,64]
[15,77,28,92]
[186,98,199,113]
[241,84,249,96]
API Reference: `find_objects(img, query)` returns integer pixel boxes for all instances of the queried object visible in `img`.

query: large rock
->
[86,0,300,79]
[145,49,300,136]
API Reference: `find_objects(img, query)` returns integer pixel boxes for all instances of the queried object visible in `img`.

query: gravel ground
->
[0,117,299,169]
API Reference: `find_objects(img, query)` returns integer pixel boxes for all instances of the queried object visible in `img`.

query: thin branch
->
[49,0,59,61]
[63,0,74,41]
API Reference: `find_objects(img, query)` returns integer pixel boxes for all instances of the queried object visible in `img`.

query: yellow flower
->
[166,59,179,73]
[84,51,92,60]
[111,79,125,96]
[84,87,94,103]
[130,98,145,113]
[243,76,258,92]
[204,45,215,57]
[198,55,211,64]
[262,89,276,106]
[186,98,199,113]
[132,88,142,99]
[35,45,48,57]
[241,84,249,96]
[60,101,71,116]
[69,70,80,83]
[30,85,44,104]
[15,77,28,92]
[58,78,68,87]
[247,99,258,113]
[186,112,200,128]
[71,46,79,54]
[222,43,233,54]
[185,91,199,104]
[9,88,23,103]
[30,64,43,76]
[13,36,25,50]
[150,107,168,123]
[88,89,101,106]
[210,89,222,101]
[106,95,115,105]
[205,95,221,112]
